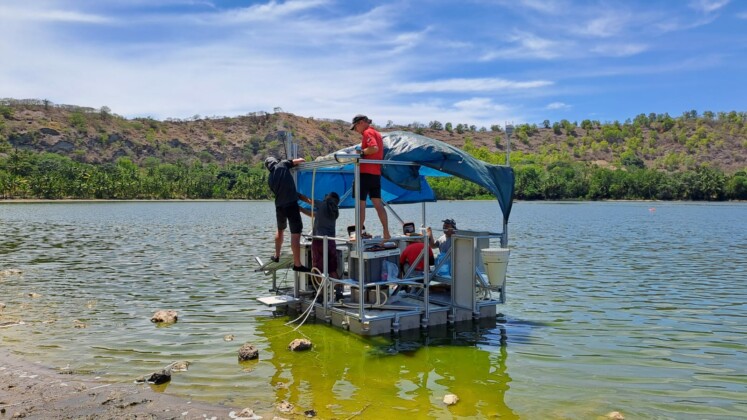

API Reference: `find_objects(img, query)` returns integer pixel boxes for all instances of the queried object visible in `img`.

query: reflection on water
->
[253,317,515,418]
[1,201,746,418]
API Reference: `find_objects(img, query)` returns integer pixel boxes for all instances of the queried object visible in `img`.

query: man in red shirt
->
[399,242,435,275]
[350,114,390,239]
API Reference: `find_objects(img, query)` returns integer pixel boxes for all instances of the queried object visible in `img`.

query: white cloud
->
[0,5,112,23]
[0,1,429,124]
[1,0,744,128]
[207,0,330,23]
[590,43,648,57]
[388,28,431,54]
[481,31,567,60]
[654,14,720,32]
[689,0,730,14]
[395,78,553,94]
[575,13,632,38]
[454,97,509,112]
[560,54,724,80]
[546,102,570,110]
[393,98,518,127]
[356,99,520,128]
[517,0,568,14]
[654,1,726,33]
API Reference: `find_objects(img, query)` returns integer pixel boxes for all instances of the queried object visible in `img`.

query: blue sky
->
[1,0,745,128]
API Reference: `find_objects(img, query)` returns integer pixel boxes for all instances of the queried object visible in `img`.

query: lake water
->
[1,201,746,419]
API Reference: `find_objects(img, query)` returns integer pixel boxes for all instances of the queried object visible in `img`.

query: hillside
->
[2,99,746,175]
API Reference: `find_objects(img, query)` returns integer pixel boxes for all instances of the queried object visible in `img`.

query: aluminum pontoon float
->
[256,130,515,336]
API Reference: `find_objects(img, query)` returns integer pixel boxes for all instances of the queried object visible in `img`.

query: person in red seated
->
[399,241,435,276]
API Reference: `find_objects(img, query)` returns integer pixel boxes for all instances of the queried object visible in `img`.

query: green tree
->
[561,120,575,136]
[632,113,649,128]
[100,106,111,120]
[0,104,13,118]
[660,114,675,132]
[602,126,623,143]
[515,165,544,199]
[69,111,87,131]
[726,173,747,199]
[587,168,615,199]
[620,151,645,169]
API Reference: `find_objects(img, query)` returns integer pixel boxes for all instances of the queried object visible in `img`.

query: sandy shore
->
[0,349,243,420]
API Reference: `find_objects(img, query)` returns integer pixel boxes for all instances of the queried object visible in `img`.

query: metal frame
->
[257,131,512,335]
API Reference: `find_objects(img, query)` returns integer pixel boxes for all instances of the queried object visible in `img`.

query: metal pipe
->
[505,124,513,166]
[422,227,430,328]
[353,159,364,320]
[323,235,329,310]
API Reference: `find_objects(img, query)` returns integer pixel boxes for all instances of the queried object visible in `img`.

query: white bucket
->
[481,248,510,287]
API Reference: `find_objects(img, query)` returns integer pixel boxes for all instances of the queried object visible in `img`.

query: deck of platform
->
[285,291,500,336]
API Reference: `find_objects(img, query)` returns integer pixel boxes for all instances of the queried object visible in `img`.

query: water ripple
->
[1,201,746,419]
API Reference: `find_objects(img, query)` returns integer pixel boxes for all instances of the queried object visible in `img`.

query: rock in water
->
[0,268,22,278]
[443,394,459,405]
[238,343,259,361]
[277,401,293,413]
[135,369,172,385]
[232,408,262,419]
[288,338,312,351]
[150,310,178,323]
[168,361,190,372]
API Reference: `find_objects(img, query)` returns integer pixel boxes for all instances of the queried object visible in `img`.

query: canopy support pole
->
[353,159,364,321]
[501,221,508,248]
[381,199,405,227]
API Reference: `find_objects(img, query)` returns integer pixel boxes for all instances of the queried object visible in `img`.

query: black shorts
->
[275,202,303,234]
[358,173,381,200]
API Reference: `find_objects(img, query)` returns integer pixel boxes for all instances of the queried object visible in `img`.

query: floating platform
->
[256,133,514,337]
[257,230,507,336]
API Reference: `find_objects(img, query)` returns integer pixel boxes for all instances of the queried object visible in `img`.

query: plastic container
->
[481,248,510,286]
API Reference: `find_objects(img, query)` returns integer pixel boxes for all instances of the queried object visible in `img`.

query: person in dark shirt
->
[298,191,340,276]
[265,156,309,272]
[299,191,343,300]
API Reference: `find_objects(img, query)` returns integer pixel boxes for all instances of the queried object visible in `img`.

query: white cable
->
[284,268,326,330]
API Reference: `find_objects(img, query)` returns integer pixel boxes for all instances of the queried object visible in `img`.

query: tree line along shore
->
[1,101,746,201]
[1,149,744,201]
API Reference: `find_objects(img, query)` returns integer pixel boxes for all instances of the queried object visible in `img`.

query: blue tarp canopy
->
[296,131,515,222]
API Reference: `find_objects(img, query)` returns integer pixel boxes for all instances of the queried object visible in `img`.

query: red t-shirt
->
[360,127,383,175]
[399,242,435,272]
